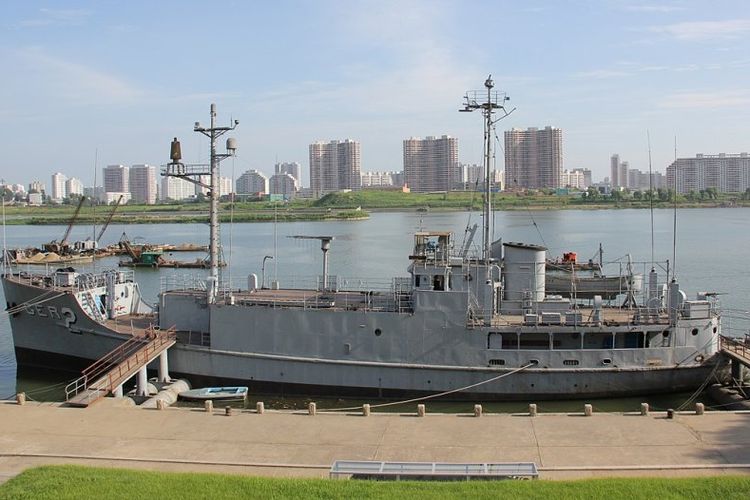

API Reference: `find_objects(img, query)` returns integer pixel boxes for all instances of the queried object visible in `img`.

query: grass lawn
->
[1,465,749,500]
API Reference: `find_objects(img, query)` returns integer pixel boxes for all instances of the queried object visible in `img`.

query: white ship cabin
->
[408,232,455,291]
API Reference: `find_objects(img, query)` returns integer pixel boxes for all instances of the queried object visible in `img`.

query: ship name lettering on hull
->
[24,304,77,329]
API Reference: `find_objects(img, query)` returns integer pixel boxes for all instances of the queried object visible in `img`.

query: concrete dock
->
[1,400,749,482]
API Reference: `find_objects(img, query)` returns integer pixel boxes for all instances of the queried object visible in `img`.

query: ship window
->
[563,359,580,366]
[488,332,503,349]
[489,359,505,366]
[691,328,699,336]
[662,330,670,337]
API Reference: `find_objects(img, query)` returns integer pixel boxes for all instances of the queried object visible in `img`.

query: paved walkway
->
[1,400,749,481]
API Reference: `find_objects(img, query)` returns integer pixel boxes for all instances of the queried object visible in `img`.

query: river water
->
[2,208,749,411]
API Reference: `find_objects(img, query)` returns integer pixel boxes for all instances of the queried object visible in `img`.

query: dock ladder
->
[64,326,176,407]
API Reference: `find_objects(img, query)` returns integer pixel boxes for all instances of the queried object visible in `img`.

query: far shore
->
[2,191,748,225]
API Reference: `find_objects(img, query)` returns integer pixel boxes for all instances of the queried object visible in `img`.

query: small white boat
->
[178,386,248,401]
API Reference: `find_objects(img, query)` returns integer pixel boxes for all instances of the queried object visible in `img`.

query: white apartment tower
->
[103,165,129,193]
[160,176,194,201]
[270,173,298,200]
[28,180,46,194]
[65,177,84,197]
[309,140,361,198]
[361,171,397,188]
[236,169,269,195]
[50,172,67,201]
[504,126,562,190]
[275,162,302,188]
[129,164,157,204]
[667,153,750,194]
[403,135,459,192]
[220,176,233,196]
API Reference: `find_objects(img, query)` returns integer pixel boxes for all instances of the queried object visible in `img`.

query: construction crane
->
[43,196,86,254]
[118,232,142,261]
[96,195,123,243]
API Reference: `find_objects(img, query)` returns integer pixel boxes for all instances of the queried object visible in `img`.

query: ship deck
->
[103,314,158,337]
[205,288,669,327]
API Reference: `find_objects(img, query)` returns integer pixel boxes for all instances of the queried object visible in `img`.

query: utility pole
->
[164,104,238,302]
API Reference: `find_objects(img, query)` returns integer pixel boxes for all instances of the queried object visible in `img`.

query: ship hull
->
[3,276,725,401]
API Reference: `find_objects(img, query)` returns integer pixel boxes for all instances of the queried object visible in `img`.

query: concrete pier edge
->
[1,401,750,482]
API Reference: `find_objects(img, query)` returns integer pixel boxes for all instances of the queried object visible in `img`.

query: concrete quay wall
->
[1,400,749,481]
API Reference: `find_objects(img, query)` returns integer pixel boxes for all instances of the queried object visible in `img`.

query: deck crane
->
[96,195,123,244]
[43,195,87,254]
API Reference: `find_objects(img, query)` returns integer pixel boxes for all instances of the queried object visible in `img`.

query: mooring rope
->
[306,362,537,413]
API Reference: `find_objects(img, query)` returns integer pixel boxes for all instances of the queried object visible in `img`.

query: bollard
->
[16,393,26,406]
[225,406,233,417]
[640,403,649,416]
[308,402,317,416]
[695,402,705,415]
[529,403,537,417]
[667,408,675,419]
[156,399,165,411]
[362,404,371,417]
[417,404,426,417]
[256,401,265,414]
[204,400,213,413]
[584,404,593,417]
[474,404,482,417]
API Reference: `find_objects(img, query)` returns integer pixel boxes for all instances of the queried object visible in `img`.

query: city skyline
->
[1,1,749,184]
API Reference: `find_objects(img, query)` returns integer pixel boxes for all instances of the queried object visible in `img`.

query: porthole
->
[374,328,382,337]
[691,328,699,336]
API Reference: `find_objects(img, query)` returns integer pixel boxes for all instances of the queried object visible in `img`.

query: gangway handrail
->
[720,334,750,361]
[65,327,176,402]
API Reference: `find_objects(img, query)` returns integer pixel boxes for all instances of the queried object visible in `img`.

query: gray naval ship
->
[1,79,726,400]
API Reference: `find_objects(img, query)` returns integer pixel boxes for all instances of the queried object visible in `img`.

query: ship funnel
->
[502,242,547,312]
[170,137,182,162]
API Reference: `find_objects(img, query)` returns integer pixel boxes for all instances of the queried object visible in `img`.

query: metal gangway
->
[720,334,750,384]
[65,326,177,408]
[720,334,750,366]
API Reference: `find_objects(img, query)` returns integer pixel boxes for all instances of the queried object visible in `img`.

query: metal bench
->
[329,460,538,481]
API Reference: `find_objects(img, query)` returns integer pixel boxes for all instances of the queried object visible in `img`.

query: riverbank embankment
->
[1,400,748,482]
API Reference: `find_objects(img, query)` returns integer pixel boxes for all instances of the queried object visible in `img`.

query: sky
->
[1,0,749,188]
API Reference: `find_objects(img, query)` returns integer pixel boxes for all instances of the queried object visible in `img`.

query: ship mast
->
[460,76,513,264]
[164,104,238,302]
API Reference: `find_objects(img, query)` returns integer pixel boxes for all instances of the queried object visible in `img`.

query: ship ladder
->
[80,291,105,323]
[64,326,176,407]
